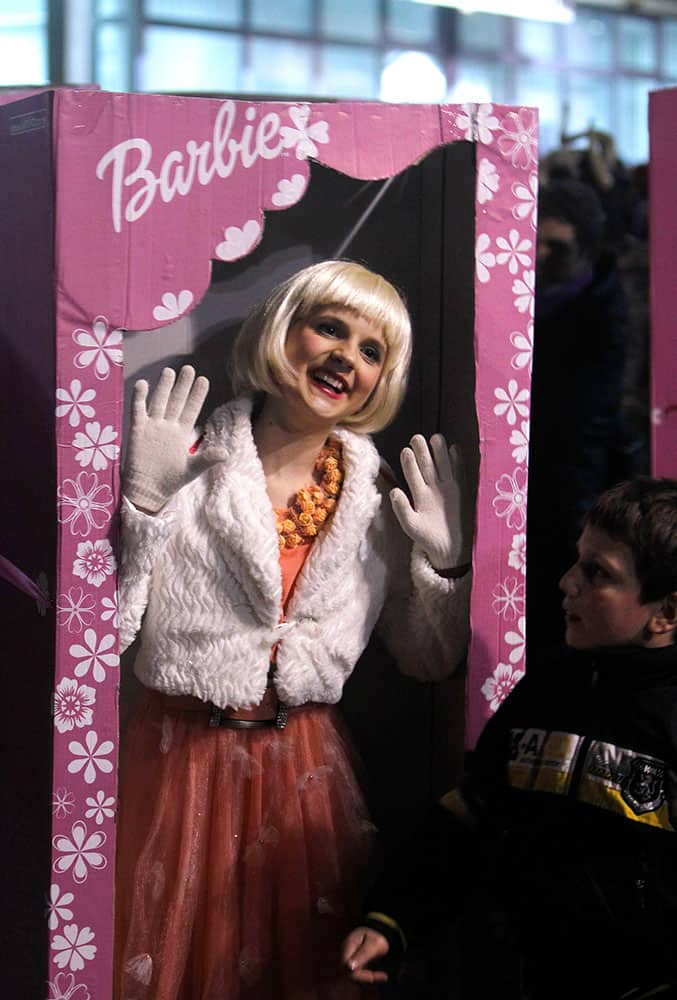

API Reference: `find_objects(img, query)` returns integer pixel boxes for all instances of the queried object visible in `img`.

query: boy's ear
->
[649,592,677,640]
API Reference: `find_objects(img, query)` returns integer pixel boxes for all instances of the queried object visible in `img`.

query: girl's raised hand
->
[390,433,471,573]
[123,365,224,513]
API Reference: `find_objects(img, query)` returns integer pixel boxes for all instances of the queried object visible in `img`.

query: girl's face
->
[281,307,386,429]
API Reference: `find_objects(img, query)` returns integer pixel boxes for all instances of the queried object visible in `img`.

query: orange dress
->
[114,541,376,1000]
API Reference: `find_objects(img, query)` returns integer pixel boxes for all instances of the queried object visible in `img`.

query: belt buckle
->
[208,704,223,728]
[208,702,287,729]
[275,702,288,729]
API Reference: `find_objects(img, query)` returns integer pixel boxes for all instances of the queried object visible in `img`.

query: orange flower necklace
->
[275,439,344,550]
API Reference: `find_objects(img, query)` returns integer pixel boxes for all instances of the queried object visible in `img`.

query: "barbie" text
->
[96,101,287,233]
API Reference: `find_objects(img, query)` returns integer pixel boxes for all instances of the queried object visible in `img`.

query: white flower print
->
[47,972,92,1000]
[72,316,123,381]
[493,379,529,426]
[73,539,116,589]
[68,731,114,785]
[56,380,96,428]
[455,103,499,144]
[47,884,75,930]
[477,157,499,204]
[53,788,76,819]
[69,629,118,683]
[651,407,664,426]
[51,923,97,971]
[508,532,527,576]
[271,173,306,207]
[512,172,538,228]
[53,820,107,885]
[85,790,116,825]
[215,219,262,261]
[72,422,120,471]
[476,103,500,143]
[491,577,526,621]
[476,233,496,284]
[56,587,96,634]
[100,592,119,629]
[54,678,96,734]
[58,471,114,537]
[510,322,534,375]
[510,420,530,464]
[505,615,526,664]
[279,104,329,160]
[152,289,194,322]
[512,269,535,317]
[495,229,532,274]
[493,467,528,530]
[498,108,538,170]
[481,661,525,712]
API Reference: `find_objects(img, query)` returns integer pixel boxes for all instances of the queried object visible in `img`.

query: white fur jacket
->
[119,395,471,709]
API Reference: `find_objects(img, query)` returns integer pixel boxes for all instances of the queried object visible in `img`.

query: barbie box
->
[0,89,537,997]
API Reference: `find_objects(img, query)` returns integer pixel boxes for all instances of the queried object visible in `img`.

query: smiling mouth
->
[310,370,348,397]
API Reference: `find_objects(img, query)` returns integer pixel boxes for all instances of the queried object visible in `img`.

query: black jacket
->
[365,643,677,998]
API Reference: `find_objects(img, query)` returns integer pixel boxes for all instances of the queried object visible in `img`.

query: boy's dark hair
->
[585,476,677,603]
[538,178,606,260]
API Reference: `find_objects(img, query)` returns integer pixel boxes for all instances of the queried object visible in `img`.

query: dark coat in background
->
[526,251,629,657]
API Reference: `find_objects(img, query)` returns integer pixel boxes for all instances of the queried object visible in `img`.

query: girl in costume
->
[115,260,471,999]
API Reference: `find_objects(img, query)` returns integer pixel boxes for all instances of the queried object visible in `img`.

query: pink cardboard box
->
[0,90,537,997]
[649,87,677,476]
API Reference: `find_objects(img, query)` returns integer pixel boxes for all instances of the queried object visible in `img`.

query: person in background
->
[541,133,651,478]
[541,129,637,252]
[114,259,472,1000]
[343,476,677,1000]
[526,177,630,659]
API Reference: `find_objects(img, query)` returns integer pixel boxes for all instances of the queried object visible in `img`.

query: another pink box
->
[649,87,677,476]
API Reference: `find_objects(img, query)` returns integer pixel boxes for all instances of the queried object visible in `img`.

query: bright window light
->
[380,50,447,102]
[0,28,47,84]
[409,0,575,24]
[448,77,492,103]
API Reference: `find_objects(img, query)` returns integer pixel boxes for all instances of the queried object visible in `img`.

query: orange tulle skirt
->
[114,690,377,1000]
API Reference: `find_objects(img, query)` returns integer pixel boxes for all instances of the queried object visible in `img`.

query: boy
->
[343,476,677,999]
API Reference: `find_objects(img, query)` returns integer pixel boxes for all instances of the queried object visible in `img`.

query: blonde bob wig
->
[230,260,412,434]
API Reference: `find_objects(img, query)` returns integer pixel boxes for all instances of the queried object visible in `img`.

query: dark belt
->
[153,677,290,730]
[208,700,289,730]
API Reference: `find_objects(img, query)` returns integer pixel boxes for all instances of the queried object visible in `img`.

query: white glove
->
[390,433,470,573]
[123,365,223,513]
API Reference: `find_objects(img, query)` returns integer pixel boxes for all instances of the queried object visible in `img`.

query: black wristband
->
[363,914,406,960]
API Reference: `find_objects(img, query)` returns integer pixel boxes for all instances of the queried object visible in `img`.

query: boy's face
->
[560,524,671,649]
